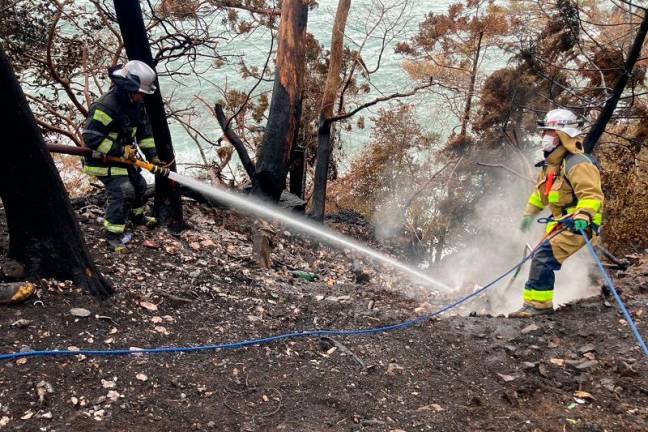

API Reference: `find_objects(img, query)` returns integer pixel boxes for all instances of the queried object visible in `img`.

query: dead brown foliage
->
[156,0,200,19]
[598,132,648,255]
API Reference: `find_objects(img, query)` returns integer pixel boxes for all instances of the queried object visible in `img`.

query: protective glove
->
[148,156,163,166]
[572,218,589,233]
[520,215,534,232]
[122,145,139,161]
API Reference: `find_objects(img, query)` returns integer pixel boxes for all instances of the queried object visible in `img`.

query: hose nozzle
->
[151,165,170,177]
[134,160,170,177]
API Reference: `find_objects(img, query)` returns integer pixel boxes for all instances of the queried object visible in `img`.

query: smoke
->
[372,154,600,315]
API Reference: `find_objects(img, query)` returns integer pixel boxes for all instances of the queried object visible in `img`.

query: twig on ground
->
[157,290,193,303]
[320,336,366,369]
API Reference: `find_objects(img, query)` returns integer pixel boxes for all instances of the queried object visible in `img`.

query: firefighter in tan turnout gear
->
[510,109,604,318]
[82,60,161,253]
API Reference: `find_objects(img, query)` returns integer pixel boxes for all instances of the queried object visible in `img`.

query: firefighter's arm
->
[567,162,604,223]
[523,190,544,216]
[135,109,158,161]
[82,106,123,157]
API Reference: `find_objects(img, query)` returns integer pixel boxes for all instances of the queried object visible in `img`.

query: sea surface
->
[157,0,507,175]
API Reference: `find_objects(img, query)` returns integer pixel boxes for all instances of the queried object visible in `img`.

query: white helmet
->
[537,108,583,138]
[110,60,157,94]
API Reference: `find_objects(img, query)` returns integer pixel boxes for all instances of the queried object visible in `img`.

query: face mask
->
[541,134,559,153]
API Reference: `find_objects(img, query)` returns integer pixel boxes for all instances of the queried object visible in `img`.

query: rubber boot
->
[133,214,158,229]
[106,232,128,254]
[0,282,35,305]
[509,302,554,318]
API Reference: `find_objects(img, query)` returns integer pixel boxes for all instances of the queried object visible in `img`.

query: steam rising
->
[373,156,599,315]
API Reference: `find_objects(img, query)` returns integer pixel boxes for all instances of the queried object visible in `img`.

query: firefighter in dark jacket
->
[82,60,161,253]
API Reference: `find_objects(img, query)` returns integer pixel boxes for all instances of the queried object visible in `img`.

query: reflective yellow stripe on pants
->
[523,288,554,304]
[103,219,125,234]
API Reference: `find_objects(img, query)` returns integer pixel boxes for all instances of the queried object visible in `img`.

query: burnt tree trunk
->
[113,0,184,231]
[460,31,482,137]
[311,0,352,221]
[252,0,309,202]
[0,47,113,298]
[289,142,306,200]
[584,7,648,154]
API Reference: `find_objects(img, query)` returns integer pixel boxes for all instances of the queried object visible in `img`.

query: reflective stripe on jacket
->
[524,148,604,232]
[82,87,157,176]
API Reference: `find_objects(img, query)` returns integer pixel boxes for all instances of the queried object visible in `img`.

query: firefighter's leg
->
[510,230,592,317]
[129,170,157,228]
[548,229,587,263]
[510,240,561,317]
[99,175,135,253]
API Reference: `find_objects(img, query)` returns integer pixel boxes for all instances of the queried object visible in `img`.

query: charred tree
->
[214,103,257,183]
[113,0,184,231]
[584,6,648,154]
[289,141,306,200]
[311,0,352,221]
[0,47,113,298]
[251,0,309,202]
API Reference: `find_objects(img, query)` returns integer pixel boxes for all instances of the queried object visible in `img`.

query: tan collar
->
[545,146,568,166]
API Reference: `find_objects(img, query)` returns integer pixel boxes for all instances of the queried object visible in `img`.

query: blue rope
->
[0,244,541,361]
[580,228,648,358]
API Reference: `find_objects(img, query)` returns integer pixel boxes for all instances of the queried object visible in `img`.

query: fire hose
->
[46,143,171,177]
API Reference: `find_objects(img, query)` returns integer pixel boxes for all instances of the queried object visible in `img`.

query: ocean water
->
[160,0,499,175]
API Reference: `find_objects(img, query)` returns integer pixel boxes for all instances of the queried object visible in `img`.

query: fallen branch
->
[320,336,366,369]
[157,290,193,303]
[595,245,629,270]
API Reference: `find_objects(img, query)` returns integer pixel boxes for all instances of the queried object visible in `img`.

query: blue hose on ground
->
[580,228,648,358]
[2,229,645,361]
[0,241,543,361]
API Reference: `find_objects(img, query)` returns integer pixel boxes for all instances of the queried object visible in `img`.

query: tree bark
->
[289,142,306,200]
[584,7,648,154]
[0,47,113,298]
[113,0,184,231]
[460,31,483,137]
[311,0,352,221]
[251,0,309,202]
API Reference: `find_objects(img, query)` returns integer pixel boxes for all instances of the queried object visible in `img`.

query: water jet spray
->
[46,144,451,292]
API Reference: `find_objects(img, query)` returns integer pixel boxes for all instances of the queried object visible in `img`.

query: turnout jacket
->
[524,145,604,233]
[82,87,157,176]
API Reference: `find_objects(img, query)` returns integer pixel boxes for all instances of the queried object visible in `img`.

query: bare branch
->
[46,1,88,116]
[209,0,280,16]
[225,29,275,130]
[214,103,256,182]
[329,78,436,123]
[475,162,534,182]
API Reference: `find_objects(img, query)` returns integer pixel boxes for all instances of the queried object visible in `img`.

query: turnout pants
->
[523,229,598,308]
[99,168,148,234]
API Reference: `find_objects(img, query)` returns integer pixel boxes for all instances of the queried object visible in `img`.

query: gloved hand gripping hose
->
[45,144,171,177]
